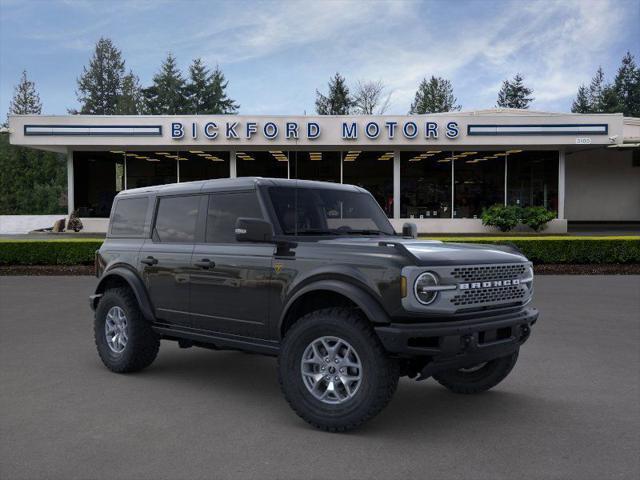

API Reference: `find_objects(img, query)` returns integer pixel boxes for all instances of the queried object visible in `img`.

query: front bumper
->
[375,307,538,377]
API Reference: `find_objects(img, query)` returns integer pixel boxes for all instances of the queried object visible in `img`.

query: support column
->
[558,149,566,219]
[229,150,237,178]
[66,149,74,216]
[393,150,400,219]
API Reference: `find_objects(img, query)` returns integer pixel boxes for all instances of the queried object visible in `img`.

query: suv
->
[91,177,537,432]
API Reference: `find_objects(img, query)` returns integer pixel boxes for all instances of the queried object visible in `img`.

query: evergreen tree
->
[613,51,640,117]
[587,66,607,112]
[496,73,534,109]
[409,76,460,114]
[8,70,42,116]
[315,73,353,115]
[185,59,239,114]
[571,85,591,113]
[207,65,239,114]
[75,37,126,114]
[116,71,144,114]
[143,53,188,114]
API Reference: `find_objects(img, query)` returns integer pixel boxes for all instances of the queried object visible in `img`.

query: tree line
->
[1,37,638,216]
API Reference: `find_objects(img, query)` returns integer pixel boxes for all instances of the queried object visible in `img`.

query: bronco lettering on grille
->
[459,279,520,290]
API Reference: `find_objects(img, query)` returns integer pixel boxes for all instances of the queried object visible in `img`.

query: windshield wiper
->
[341,229,385,235]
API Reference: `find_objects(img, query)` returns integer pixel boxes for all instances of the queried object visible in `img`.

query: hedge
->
[0,237,639,265]
[0,239,103,265]
[421,236,640,264]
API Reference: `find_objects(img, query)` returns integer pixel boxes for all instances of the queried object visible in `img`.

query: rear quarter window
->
[109,197,149,237]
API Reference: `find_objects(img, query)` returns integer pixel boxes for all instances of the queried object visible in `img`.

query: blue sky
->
[1,0,638,117]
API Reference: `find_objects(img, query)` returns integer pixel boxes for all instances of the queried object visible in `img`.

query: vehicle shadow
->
[135,346,545,436]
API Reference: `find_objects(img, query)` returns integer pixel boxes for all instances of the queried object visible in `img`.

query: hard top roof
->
[116,177,366,197]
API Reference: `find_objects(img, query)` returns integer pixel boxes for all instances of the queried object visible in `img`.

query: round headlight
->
[414,272,439,305]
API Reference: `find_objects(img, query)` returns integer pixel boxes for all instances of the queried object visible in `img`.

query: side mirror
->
[402,222,418,239]
[235,217,274,243]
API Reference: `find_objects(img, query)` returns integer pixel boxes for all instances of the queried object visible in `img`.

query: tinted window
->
[268,187,395,236]
[110,197,148,236]
[154,195,200,243]
[206,191,263,243]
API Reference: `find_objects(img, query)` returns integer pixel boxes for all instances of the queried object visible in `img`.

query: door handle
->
[141,256,158,266]
[194,258,215,269]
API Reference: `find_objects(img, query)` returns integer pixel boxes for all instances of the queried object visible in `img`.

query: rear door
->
[139,194,203,326]
[190,190,275,338]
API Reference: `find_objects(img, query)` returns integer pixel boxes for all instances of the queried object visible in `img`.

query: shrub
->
[429,237,640,264]
[0,239,103,265]
[481,205,520,232]
[521,206,556,232]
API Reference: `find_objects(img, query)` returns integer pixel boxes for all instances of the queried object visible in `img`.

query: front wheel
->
[433,350,519,394]
[278,308,399,432]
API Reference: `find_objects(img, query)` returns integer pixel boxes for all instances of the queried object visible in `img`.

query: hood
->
[316,236,527,266]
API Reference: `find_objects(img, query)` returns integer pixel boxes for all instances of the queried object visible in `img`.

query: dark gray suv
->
[90,177,538,431]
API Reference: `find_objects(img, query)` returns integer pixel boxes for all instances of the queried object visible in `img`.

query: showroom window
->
[290,151,341,183]
[236,151,289,178]
[453,151,505,218]
[73,151,125,217]
[401,150,452,218]
[342,150,394,217]
[507,150,558,212]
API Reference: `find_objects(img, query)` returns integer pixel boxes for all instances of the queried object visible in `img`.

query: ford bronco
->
[90,177,537,431]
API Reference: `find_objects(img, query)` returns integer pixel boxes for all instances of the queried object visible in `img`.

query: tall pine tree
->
[315,73,353,115]
[8,70,42,117]
[143,53,188,114]
[571,85,591,113]
[613,51,640,117]
[75,38,126,114]
[185,59,239,114]
[409,76,460,114]
[1,72,66,215]
[496,74,534,109]
[116,71,144,115]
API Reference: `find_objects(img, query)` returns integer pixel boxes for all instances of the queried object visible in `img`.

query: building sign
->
[170,120,461,141]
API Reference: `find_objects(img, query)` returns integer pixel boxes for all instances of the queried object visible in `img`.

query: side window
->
[110,197,148,237]
[206,191,263,243]
[154,195,200,243]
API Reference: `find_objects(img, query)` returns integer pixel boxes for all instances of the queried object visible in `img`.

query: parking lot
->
[1,275,638,480]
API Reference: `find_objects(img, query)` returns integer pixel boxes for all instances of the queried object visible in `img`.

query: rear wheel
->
[433,349,519,394]
[94,287,160,373]
[278,308,399,432]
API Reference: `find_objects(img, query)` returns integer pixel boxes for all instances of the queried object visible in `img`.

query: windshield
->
[268,186,395,236]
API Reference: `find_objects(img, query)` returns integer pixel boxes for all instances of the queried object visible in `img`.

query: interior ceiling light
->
[507,150,523,154]
[125,153,137,157]
[155,152,170,155]
[437,159,451,163]
[427,150,442,154]
[495,152,507,156]
[189,150,204,154]
[146,158,160,162]
[177,157,188,161]
[110,150,125,154]
[135,156,148,159]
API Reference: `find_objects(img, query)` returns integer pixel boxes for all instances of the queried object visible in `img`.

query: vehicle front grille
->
[450,285,526,307]
[451,264,527,283]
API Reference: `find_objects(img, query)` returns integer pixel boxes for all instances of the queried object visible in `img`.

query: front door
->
[189,191,274,338]
[139,194,202,326]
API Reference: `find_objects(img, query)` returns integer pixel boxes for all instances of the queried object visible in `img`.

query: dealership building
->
[6,109,640,233]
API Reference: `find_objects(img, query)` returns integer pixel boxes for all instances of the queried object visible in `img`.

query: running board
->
[152,324,280,356]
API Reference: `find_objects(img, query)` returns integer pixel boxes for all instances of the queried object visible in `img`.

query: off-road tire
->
[278,308,399,432]
[433,349,519,394]
[94,287,160,373]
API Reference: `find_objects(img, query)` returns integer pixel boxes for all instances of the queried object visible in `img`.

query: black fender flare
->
[278,279,391,337]
[93,267,156,323]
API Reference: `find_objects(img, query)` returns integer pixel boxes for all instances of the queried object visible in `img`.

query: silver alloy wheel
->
[105,306,128,354]
[300,336,363,405]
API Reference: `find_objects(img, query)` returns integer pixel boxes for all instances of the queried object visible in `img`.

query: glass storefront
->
[290,151,341,183]
[236,150,289,178]
[507,150,558,212]
[401,150,452,218]
[453,151,505,218]
[73,148,559,220]
[343,150,394,217]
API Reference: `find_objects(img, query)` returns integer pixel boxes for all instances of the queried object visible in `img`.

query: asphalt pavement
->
[1,275,638,480]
